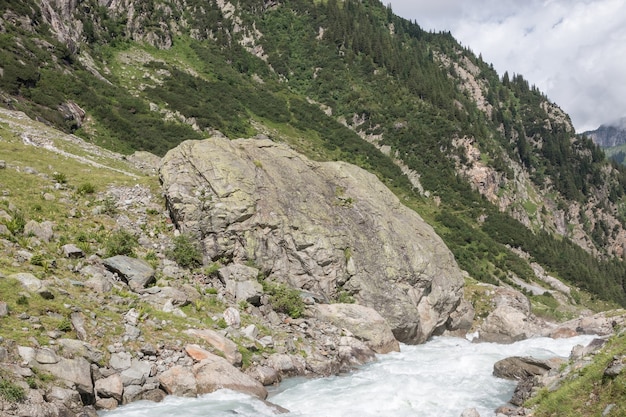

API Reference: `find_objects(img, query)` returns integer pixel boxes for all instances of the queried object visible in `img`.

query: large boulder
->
[193,352,268,400]
[312,303,399,354]
[160,138,465,344]
[493,356,564,380]
[475,287,542,343]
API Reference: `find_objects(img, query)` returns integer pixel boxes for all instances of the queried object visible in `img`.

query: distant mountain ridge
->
[584,117,626,148]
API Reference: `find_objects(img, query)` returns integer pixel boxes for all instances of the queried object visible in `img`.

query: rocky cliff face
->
[584,117,626,148]
[159,137,466,344]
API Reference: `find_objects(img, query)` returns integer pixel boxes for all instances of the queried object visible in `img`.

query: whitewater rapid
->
[100,334,597,417]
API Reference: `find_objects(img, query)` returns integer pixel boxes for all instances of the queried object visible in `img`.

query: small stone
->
[0,301,8,317]
[223,307,241,328]
[62,244,85,258]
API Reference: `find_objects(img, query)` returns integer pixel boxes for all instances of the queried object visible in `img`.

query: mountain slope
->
[1,0,626,308]
[585,117,626,148]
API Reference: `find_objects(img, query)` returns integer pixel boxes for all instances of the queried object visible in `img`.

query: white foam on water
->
[100,335,598,417]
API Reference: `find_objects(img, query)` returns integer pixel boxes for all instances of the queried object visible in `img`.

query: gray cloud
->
[387,0,626,132]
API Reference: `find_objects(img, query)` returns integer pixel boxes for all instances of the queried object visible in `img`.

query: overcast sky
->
[386,0,626,133]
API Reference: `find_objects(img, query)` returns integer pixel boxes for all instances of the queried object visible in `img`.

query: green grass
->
[528,331,626,417]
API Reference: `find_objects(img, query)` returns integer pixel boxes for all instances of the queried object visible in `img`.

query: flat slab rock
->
[103,255,155,291]
[493,356,565,380]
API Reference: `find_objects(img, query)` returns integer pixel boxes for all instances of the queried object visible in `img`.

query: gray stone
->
[57,338,104,364]
[71,311,88,341]
[493,356,564,380]
[0,301,8,317]
[476,287,542,343]
[160,137,465,344]
[223,307,241,328]
[120,359,153,386]
[193,352,268,399]
[62,244,85,258]
[219,264,263,305]
[184,328,242,366]
[95,397,119,410]
[246,366,280,386]
[95,373,123,402]
[34,348,59,364]
[242,324,259,340]
[45,386,81,405]
[110,351,132,370]
[604,356,625,378]
[158,365,197,397]
[103,255,155,291]
[36,356,93,395]
[122,385,145,404]
[313,303,399,354]
[141,388,167,403]
[265,353,307,377]
[460,408,481,417]
[11,272,43,292]
[17,345,36,363]
[24,220,54,242]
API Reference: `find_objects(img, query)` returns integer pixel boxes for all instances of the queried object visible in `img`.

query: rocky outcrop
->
[584,117,626,148]
[475,287,543,343]
[159,137,465,344]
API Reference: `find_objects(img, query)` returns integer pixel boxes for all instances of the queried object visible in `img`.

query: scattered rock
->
[0,301,8,317]
[35,356,94,397]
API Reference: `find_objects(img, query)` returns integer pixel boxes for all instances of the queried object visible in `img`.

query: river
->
[100,334,597,417]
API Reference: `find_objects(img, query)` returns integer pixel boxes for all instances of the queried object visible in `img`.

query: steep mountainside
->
[585,117,626,148]
[584,118,626,165]
[2,0,626,306]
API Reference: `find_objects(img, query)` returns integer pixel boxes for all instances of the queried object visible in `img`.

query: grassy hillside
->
[1,0,626,309]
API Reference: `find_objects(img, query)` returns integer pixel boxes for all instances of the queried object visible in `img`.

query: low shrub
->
[168,234,203,269]
[104,230,138,257]
[0,379,25,402]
